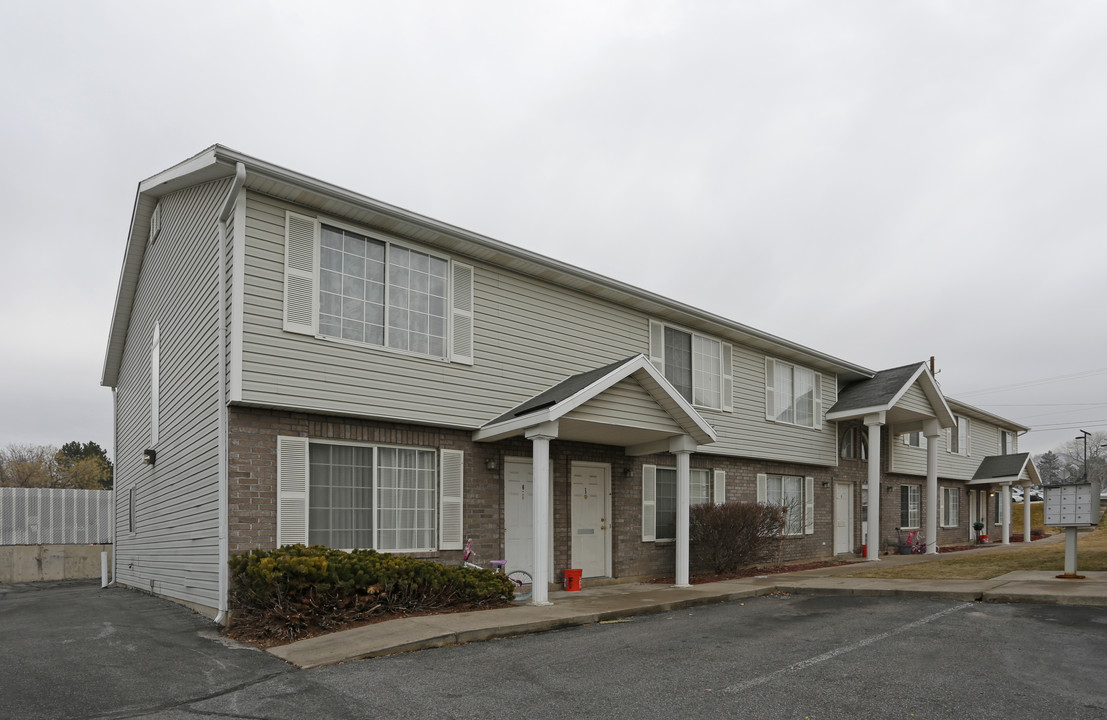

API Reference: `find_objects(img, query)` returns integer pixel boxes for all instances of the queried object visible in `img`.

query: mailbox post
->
[1043,480,1101,578]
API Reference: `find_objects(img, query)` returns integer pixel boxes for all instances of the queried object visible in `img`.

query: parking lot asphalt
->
[0,580,289,720]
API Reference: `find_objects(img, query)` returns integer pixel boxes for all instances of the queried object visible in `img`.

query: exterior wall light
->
[485,458,498,471]
[143,448,157,466]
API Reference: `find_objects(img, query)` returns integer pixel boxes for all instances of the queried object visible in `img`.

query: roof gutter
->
[214,162,246,626]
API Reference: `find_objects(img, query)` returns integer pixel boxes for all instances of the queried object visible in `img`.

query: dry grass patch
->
[1009,502,1062,536]
[847,516,1107,580]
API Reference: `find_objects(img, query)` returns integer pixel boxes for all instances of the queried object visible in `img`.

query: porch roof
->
[967,453,1041,486]
[472,354,717,448]
[825,362,956,430]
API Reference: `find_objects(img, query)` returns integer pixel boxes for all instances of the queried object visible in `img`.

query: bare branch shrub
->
[690,502,786,575]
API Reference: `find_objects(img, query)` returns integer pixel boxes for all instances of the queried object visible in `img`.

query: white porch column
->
[864,413,885,561]
[671,435,697,588]
[526,422,558,606]
[1023,488,1032,543]
[924,419,940,554]
[1001,484,1011,545]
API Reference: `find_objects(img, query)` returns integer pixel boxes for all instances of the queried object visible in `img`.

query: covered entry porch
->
[827,362,956,558]
[474,355,717,604]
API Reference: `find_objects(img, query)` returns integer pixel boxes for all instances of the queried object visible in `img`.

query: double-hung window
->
[642,466,723,542]
[941,487,959,527]
[948,416,968,455]
[900,485,921,529]
[764,358,822,428]
[283,212,474,364]
[757,473,815,536]
[276,437,466,553]
[1000,430,1016,455]
[649,321,732,411]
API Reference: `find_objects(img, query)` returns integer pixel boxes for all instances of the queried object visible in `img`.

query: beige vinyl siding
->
[897,383,933,415]
[891,417,1006,481]
[565,377,684,433]
[112,179,228,613]
[239,192,839,466]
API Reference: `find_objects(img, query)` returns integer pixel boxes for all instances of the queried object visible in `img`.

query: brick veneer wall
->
[227,406,848,579]
[830,421,978,554]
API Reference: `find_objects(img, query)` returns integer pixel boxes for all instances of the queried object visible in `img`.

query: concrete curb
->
[269,568,1107,668]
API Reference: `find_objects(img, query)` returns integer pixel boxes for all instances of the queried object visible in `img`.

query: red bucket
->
[563,568,582,591]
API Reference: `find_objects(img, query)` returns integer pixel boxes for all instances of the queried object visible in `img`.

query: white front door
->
[833,482,853,554]
[504,458,553,582]
[571,462,610,578]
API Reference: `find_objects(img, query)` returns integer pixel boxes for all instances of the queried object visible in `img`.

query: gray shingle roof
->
[972,453,1030,480]
[486,356,641,425]
[827,362,925,415]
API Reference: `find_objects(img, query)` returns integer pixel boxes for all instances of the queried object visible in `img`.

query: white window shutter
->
[648,320,665,374]
[439,449,464,550]
[276,436,310,547]
[965,418,971,456]
[946,427,952,453]
[756,473,767,504]
[283,212,318,336]
[804,477,815,534]
[721,343,733,412]
[812,373,822,429]
[939,488,946,526]
[713,470,726,505]
[641,465,657,542]
[450,261,475,365]
[764,358,776,421]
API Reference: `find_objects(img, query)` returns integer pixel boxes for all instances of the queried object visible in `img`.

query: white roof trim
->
[473,355,717,445]
[826,364,956,429]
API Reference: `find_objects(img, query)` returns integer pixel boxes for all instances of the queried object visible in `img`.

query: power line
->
[955,366,1107,397]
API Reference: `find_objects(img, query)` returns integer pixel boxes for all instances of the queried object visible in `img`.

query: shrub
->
[689,502,786,574]
[228,545,515,643]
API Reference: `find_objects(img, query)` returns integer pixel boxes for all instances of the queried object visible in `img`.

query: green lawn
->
[846,514,1107,580]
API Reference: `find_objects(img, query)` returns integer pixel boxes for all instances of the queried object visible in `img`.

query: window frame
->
[948,416,968,455]
[644,466,713,543]
[941,487,959,527]
[316,218,454,360]
[652,320,728,411]
[765,357,823,430]
[761,474,809,536]
[307,439,438,553]
[840,427,856,459]
[900,484,921,529]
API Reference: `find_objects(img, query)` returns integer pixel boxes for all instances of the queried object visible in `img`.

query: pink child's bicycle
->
[462,538,533,601]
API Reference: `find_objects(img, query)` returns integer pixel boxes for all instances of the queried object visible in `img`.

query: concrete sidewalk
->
[269,538,1107,669]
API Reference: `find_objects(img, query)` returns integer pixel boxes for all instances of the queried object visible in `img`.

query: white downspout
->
[214,162,246,626]
[110,388,118,586]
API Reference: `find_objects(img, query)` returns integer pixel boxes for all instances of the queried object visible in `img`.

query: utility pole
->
[1076,430,1090,482]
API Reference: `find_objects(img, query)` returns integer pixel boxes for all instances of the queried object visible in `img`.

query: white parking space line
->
[722,602,973,693]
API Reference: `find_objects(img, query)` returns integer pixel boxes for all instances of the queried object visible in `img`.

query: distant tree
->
[1046,432,1107,485]
[55,441,113,489]
[0,444,59,488]
[0,442,113,490]
[1034,450,1063,485]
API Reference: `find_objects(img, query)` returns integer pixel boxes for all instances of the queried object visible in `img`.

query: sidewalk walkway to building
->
[270,535,1107,669]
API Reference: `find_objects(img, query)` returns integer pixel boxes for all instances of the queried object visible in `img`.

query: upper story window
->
[1000,430,1016,455]
[283,212,474,364]
[903,431,927,449]
[948,416,969,455]
[319,225,449,357]
[648,321,732,411]
[765,358,822,429]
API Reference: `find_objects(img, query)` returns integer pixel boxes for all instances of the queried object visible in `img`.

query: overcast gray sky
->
[1,1,1104,458]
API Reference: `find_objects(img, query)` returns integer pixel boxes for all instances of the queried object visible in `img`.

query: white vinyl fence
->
[0,487,113,545]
